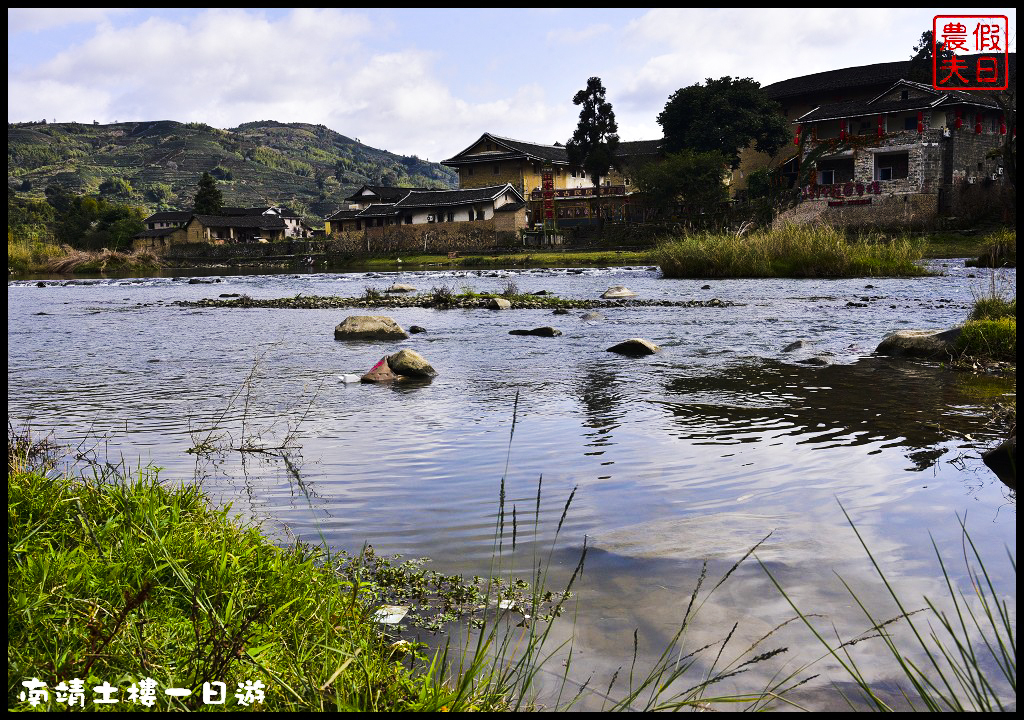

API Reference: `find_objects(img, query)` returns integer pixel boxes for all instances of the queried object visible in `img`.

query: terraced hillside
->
[7,120,457,223]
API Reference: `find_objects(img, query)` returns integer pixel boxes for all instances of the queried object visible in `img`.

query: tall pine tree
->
[566,77,620,227]
[193,172,223,215]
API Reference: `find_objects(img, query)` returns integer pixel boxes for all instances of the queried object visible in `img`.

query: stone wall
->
[328,217,522,254]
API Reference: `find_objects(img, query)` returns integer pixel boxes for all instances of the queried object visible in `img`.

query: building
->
[441,132,662,226]
[326,184,527,233]
[735,57,1014,225]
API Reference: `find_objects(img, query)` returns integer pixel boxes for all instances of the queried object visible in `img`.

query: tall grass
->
[655,224,928,278]
[956,272,1016,364]
[760,504,1016,711]
[7,237,69,274]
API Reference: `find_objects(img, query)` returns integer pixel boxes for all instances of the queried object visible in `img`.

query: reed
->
[655,224,928,278]
[759,504,1016,711]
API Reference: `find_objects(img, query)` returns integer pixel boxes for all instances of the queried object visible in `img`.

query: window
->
[904,116,917,131]
[874,151,909,181]
[447,212,454,222]
[820,169,836,185]
[404,215,412,225]
[900,90,909,100]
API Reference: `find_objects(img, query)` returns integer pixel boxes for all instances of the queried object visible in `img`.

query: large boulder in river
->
[387,349,437,377]
[387,283,416,293]
[601,286,637,299]
[488,298,512,310]
[607,338,660,356]
[875,328,961,360]
[335,316,409,341]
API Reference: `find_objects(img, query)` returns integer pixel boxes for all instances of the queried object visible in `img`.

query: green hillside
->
[7,120,457,222]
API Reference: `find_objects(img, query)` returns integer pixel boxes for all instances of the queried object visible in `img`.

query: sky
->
[7,8,1017,162]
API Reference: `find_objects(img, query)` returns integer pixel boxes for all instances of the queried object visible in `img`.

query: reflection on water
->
[7,264,1015,709]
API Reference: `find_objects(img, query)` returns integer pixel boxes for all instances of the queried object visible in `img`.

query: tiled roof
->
[326,208,362,221]
[144,210,192,223]
[444,133,663,168]
[797,87,1002,123]
[765,55,1015,101]
[394,184,520,208]
[192,214,286,229]
[764,60,914,100]
[343,185,426,203]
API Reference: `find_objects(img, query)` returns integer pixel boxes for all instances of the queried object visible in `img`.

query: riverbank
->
[8,431,523,712]
[8,228,1008,277]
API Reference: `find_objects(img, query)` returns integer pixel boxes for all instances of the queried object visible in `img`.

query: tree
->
[632,150,729,222]
[566,77,620,226]
[193,172,223,214]
[908,30,954,84]
[657,77,788,169]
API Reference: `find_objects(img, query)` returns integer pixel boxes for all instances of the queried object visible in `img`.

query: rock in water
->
[508,327,562,337]
[782,340,808,352]
[875,328,961,360]
[488,298,512,310]
[387,349,437,377]
[334,316,409,340]
[387,283,416,293]
[361,356,398,383]
[601,286,637,299]
[607,338,660,356]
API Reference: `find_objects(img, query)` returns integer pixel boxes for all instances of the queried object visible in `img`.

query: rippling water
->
[8,260,1015,709]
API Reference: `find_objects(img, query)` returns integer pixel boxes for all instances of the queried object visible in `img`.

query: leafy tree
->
[99,176,134,198]
[908,30,954,84]
[632,150,729,221]
[193,172,223,214]
[567,77,620,227]
[658,77,788,169]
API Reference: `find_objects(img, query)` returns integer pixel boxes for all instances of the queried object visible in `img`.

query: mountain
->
[7,120,457,221]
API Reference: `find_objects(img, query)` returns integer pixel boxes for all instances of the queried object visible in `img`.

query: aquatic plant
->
[655,224,928,278]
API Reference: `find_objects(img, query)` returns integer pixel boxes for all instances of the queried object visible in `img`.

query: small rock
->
[533,289,550,295]
[607,338,660,356]
[361,356,398,383]
[388,348,437,377]
[509,327,562,337]
[782,340,808,352]
[409,325,427,334]
[387,283,416,293]
[551,308,570,315]
[701,284,711,290]
[488,298,512,310]
[601,285,637,299]
[580,311,606,322]
[796,357,830,366]
[36,281,46,288]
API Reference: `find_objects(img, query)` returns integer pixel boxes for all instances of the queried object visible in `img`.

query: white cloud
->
[7,8,134,34]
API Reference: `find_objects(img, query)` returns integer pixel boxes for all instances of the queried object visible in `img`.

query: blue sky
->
[7,8,1017,161]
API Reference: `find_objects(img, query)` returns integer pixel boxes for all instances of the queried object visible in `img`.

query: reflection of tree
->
[660,358,1010,471]
[572,360,624,446]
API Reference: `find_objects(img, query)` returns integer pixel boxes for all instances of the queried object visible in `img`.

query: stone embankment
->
[176,294,738,311]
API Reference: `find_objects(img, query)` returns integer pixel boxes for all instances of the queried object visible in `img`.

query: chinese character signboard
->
[540,164,555,228]
[933,15,1009,90]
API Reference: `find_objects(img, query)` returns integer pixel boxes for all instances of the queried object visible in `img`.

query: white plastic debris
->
[339,374,362,384]
[373,605,409,625]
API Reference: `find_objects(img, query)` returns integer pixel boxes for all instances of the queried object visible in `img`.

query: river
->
[7,259,1016,709]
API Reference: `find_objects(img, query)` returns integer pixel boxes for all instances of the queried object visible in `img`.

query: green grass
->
[7,432,517,711]
[955,287,1016,364]
[655,225,929,278]
[7,238,69,274]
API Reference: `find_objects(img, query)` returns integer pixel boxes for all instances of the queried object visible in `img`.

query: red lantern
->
[877,114,884,138]
[975,113,983,134]
[839,118,847,141]
[1000,115,1006,135]
[917,111,923,135]
[955,109,963,130]
[795,124,801,146]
